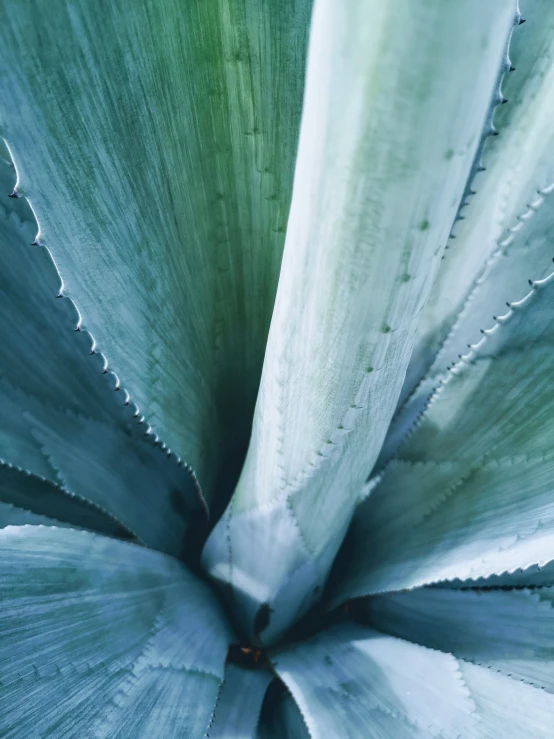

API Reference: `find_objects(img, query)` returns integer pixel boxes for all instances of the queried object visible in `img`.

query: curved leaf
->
[0,0,311,500]
[364,587,554,691]
[257,685,310,739]
[204,0,517,643]
[271,624,478,738]
[403,0,554,404]
[0,147,207,557]
[0,526,232,738]
[0,462,130,537]
[330,272,554,603]
[207,663,273,738]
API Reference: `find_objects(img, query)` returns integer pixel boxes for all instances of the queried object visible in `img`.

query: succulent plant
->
[1,0,554,736]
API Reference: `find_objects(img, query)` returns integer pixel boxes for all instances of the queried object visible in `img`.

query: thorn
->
[30,240,39,246]
[480,329,485,334]
[506,302,511,308]
[8,190,18,198]
[528,279,534,286]
[55,292,63,299]
[491,130,499,137]
[509,65,516,72]
[492,316,497,321]
[501,98,508,104]
[74,326,81,332]
[477,165,486,173]
[518,18,526,25]
[102,369,108,374]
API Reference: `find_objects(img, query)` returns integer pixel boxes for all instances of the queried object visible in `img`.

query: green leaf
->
[0,146,207,555]
[207,664,273,738]
[404,0,554,403]
[270,623,478,738]
[329,273,554,602]
[0,526,233,737]
[203,0,517,643]
[0,0,311,501]
[363,586,554,692]
[0,461,130,537]
[382,134,554,468]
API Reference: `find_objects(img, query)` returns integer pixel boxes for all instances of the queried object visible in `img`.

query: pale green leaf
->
[382,146,554,468]
[404,0,554,403]
[0,526,232,738]
[0,0,311,501]
[329,273,554,602]
[203,0,517,643]
[270,624,478,738]
[0,144,206,556]
[363,587,554,691]
[458,660,554,739]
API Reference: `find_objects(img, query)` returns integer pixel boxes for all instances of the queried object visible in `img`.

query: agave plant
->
[1,0,554,735]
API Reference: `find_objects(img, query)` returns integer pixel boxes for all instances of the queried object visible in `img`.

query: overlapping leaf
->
[0,0,312,502]
[330,272,554,603]
[203,0,517,644]
[0,526,232,738]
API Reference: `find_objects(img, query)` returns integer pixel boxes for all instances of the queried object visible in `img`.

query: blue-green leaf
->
[0,0,311,500]
[207,664,273,738]
[330,273,554,603]
[0,146,206,556]
[257,687,310,739]
[0,461,129,537]
[203,0,517,645]
[0,526,233,738]
[403,0,554,405]
[270,623,478,738]
[363,587,554,692]
[271,623,554,738]
[382,145,554,469]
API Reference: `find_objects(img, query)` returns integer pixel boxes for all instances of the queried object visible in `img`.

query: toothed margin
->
[387,184,554,468]
[0,458,135,539]
[1,138,209,521]
[271,637,478,738]
[98,586,224,736]
[203,667,226,738]
[443,6,522,248]
[392,266,554,455]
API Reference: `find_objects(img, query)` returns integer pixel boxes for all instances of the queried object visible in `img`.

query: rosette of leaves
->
[1,0,554,736]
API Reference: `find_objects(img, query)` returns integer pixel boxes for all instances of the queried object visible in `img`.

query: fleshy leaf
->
[0,0,311,500]
[329,272,554,603]
[362,587,554,692]
[445,561,554,589]
[458,661,554,739]
[0,461,130,537]
[0,526,232,738]
[381,149,554,468]
[0,147,207,556]
[403,0,554,405]
[203,0,517,643]
[257,685,310,739]
[207,664,273,738]
[270,623,479,738]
